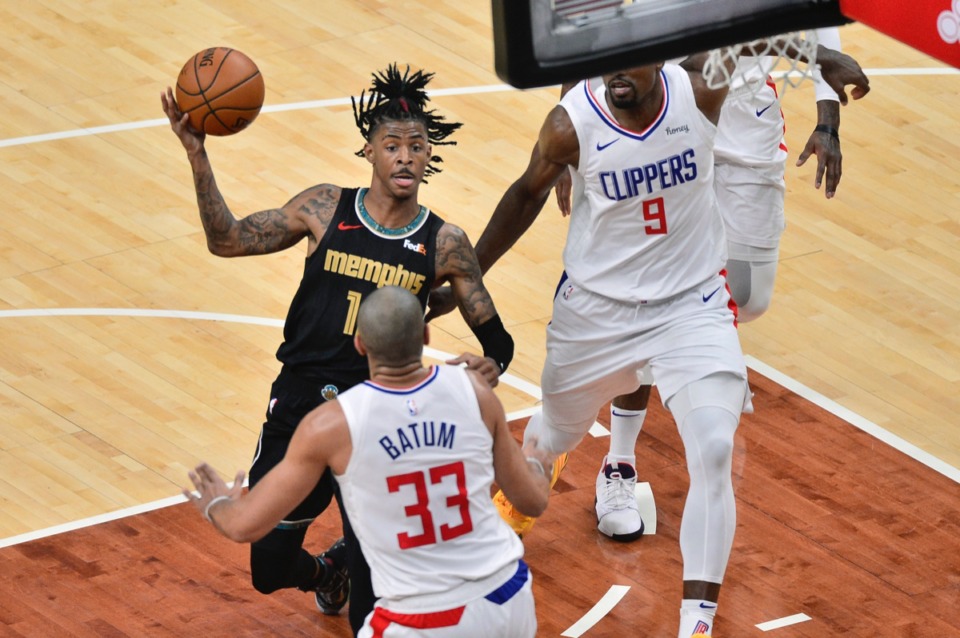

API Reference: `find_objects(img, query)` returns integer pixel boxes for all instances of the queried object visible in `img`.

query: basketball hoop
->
[702,30,820,97]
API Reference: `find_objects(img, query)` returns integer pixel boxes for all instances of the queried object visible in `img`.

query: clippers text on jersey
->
[599,148,698,201]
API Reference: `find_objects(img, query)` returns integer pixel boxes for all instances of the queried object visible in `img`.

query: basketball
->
[175,47,265,136]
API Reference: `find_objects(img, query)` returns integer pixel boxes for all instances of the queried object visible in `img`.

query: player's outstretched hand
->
[796,128,842,198]
[183,462,245,521]
[161,87,205,156]
[425,285,457,322]
[448,352,500,388]
[815,47,870,105]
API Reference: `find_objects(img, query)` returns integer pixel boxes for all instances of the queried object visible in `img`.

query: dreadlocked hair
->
[352,63,462,179]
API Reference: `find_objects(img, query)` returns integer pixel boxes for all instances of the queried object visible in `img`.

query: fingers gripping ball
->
[175,47,265,136]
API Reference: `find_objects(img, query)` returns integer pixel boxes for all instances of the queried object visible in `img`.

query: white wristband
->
[204,495,232,523]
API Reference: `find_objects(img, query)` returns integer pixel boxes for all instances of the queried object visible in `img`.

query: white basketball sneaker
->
[595,456,644,542]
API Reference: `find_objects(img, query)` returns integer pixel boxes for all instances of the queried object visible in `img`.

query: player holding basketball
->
[184,286,552,638]
[161,64,514,635]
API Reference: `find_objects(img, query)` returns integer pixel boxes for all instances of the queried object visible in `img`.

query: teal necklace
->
[357,188,428,236]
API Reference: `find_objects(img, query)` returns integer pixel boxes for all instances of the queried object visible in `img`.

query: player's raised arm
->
[161,87,319,257]
[473,106,579,274]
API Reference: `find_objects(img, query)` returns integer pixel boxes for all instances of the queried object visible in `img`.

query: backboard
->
[839,0,960,68]
[492,0,851,88]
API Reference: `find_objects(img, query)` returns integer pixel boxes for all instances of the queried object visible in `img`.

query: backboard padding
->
[492,0,851,88]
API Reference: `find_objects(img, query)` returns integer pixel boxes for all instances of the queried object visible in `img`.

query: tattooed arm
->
[161,87,334,257]
[435,223,505,386]
[435,223,497,329]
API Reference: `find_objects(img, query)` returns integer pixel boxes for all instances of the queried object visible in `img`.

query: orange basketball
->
[175,47,265,136]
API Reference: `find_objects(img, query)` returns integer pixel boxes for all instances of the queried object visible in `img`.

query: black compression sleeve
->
[472,314,514,374]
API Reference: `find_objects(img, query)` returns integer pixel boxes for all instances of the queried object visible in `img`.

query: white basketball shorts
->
[540,273,748,441]
[714,162,786,251]
[358,560,536,638]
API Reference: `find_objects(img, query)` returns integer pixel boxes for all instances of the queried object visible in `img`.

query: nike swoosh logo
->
[338,222,363,231]
[596,139,619,151]
[702,286,722,303]
[756,102,775,117]
[699,602,717,609]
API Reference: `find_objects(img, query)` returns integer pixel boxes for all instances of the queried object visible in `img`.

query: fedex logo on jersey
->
[404,239,427,255]
[379,421,457,460]
[598,148,698,201]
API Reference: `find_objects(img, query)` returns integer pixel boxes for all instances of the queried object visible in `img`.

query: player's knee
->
[739,259,777,323]
[687,412,736,469]
[250,544,297,594]
[524,407,590,454]
[680,408,737,499]
[737,295,771,323]
[251,571,284,595]
[669,373,743,478]
[724,259,751,307]
[725,257,777,323]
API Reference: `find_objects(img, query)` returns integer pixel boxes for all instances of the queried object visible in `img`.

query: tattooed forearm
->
[189,155,322,257]
[193,168,236,246]
[190,150,245,256]
[436,225,497,327]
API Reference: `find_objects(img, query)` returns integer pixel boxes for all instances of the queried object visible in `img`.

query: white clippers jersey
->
[560,64,727,303]
[714,56,788,169]
[336,365,524,607]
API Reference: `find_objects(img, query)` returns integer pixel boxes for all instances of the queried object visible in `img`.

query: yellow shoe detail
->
[494,452,570,537]
[493,488,535,536]
[549,452,569,489]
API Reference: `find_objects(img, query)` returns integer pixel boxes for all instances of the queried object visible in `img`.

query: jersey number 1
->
[343,290,362,335]
[387,461,474,549]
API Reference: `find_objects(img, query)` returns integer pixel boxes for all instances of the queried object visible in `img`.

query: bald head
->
[356,286,425,366]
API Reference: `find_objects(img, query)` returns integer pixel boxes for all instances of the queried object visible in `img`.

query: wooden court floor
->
[3,373,959,636]
[0,1,959,636]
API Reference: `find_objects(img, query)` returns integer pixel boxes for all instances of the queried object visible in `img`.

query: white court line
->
[773,66,960,80]
[0,307,545,415]
[0,494,188,549]
[0,307,552,549]
[505,405,541,421]
[757,613,813,631]
[560,585,631,637]
[0,84,517,149]
[0,69,955,149]
[0,480,248,550]
[0,403,541,550]
[3,310,960,636]
[0,307,284,326]
[746,355,960,485]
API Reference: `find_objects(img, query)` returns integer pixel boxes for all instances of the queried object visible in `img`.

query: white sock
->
[678,598,717,637]
[608,407,645,459]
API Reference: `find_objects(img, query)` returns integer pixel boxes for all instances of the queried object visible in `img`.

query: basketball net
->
[702,30,820,98]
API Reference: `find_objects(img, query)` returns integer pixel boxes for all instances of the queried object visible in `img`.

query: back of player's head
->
[357,286,424,365]
[352,63,462,179]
